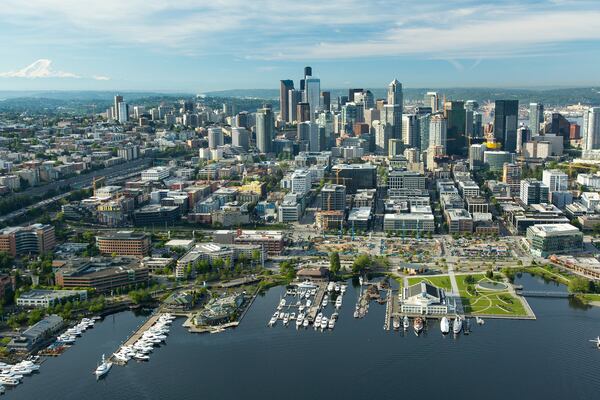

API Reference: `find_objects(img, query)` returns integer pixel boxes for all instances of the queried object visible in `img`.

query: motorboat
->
[403,316,410,331]
[335,297,342,309]
[320,317,328,330]
[302,319,309,328]
[327,282,335,292]
[589,336,600,349]
[0,377,19,386]
[393,318,400,331]
[299,305,305,313]
[413,317,424,334]
[476,317,485,325]
[289,312,296,321]
[283,313,290,326]
[322,297,328,307]
[452,316,463,335]
[340,285,347,293]
[328,318,335,330]
[268,316,277,327]
[315,313,323,326]
[306,300,312,308]
[440,317,450,334]
[335,283,341,292]
[296,315,303,328]
[94,354,112,379]
[133,353,150,361]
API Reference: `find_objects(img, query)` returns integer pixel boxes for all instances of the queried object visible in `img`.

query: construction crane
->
[92,176,106,196]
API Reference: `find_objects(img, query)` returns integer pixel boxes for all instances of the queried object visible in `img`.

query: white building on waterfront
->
[400,282,448,315]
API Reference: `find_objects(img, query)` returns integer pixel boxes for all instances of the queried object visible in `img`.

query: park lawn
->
[576,293,600,303]
[456,274,528,316]
[407,275,452,291]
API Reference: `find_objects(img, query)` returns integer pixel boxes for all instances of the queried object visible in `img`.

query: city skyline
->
[1,0,600,91]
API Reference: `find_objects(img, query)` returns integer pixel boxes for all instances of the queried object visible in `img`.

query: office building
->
[288,89,302,123]
[279,80,294,123]
[529,103,544,136]
[97,231,150,257]
[526,224,583,257]
[494,100,519,152]
[429,114,447,152]
[331,164,377,194]
[584,107,600,150]
[484,151,513,172]
[117,101,129,123]
[388,171,426,190]
[444,101,466,156]
[542,169,569,193]
[402,114,419,148]
[502,163,522,196]
[0,224,56,257]
[424,92,439,113]
[387,79,403,139]
[114,95,123,118]
[321,184,346,211]
[469,143,486,170]
[17,289,87,308]
[141,166,170,182]
[55,257,149,293]
[305,77,321,118]
[520,179,549,205]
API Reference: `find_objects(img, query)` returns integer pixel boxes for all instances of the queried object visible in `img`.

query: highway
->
[0,158,153,223]
[3,157,152,199]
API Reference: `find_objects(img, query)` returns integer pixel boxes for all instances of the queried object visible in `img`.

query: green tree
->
[330,252,341,276]
[352,254,371,274]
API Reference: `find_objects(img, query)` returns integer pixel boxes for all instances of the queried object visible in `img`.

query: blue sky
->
[1,0,600,91]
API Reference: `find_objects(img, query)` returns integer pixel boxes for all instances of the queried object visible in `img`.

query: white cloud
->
[0,59,80,78]
[1,1,600,61]
[92,75,111,81]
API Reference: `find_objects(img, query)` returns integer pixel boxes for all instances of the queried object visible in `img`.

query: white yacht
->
[296,315,304,328]
[94,354,112,379]
[440,317,450,334]
[320,317,328,330]
[133,353,150,361]
[335,283,341,292]
[322,297,328,307]
[302,319,309,328]
[452,316,463,335]
[283,313,290,326]
[328,318,335,330]
[476,317,485,325]
[403,316,410,331]
[0,377,19,387]
[327,282,335,292]
[335,297,342,309]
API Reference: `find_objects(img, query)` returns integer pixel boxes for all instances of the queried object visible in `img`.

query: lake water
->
[10,273,600,400]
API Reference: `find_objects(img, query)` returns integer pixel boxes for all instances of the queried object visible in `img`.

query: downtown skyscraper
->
[387,79,403,140]
[494,100,519,152]
[279,80,294,124]
[529,103,544,136]
[256,106,274,153]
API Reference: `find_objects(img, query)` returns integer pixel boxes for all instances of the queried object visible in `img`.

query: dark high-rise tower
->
[444,101,466,156]
[256,106,274,153]
[494,100,519,152]
[279,80,294,124]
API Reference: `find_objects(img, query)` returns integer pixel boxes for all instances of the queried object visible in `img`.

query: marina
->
[268,280,347,331]
[6,273,600,400]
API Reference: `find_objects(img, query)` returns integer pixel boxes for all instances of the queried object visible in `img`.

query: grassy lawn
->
[575,293,600,303]
[456,274,528,316]
[407,275,452,291]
